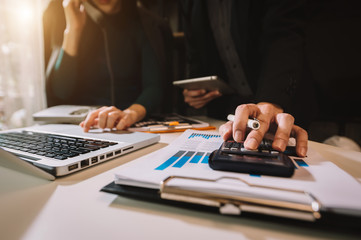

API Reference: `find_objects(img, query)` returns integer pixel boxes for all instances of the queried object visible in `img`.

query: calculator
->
[208,140,295,177]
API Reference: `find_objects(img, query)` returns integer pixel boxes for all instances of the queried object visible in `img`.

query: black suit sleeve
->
[255,0,306,112]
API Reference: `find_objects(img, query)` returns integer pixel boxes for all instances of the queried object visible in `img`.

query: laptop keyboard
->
[0,131,117,160]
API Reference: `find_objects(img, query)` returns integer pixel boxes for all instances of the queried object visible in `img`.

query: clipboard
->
[102,175,321,221]
[100,130,361,228]
[101,176,361,228]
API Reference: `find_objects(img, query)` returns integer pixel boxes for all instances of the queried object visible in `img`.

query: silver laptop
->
[0,124,160,179]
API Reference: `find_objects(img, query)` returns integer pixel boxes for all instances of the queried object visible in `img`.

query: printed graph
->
[188,133,221,140]
[155,151,211,170]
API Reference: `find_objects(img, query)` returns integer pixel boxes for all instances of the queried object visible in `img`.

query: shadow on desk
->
[0,167,57,240]
[0,141,169,239]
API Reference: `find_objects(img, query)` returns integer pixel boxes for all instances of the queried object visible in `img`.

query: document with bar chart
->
[113,130,361,217]
[114,130,224,189]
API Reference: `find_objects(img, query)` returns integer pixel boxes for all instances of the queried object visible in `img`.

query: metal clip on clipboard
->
[160,176,322,222]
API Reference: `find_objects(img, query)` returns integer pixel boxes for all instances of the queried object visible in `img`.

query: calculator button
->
[241,148,258,153]
[224,141,233,149]
[231,142,241,150]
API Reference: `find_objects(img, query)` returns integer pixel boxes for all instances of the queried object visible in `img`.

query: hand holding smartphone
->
[173,76,234,95]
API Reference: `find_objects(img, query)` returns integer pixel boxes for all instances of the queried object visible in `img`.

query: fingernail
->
[234,130,242,142]
[117,123,125,130]
[246,138,258,149]
[273,140,284,151]
[300,147,307,157]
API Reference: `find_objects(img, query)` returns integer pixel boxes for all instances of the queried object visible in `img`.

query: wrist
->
[125,104,146,123]
[257,102,283,112]
[62,28,83,56]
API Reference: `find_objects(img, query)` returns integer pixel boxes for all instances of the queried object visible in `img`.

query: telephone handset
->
[83,1,105,25]
[82,1,115,105]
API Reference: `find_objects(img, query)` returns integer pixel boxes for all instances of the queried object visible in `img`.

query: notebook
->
[0,124,160,179]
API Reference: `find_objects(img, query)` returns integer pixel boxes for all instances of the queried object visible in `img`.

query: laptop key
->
[36,151,47,156]
[54,155,68,160]
[64,153,79,158]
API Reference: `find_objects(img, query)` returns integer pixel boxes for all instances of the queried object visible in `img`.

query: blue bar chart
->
[155,151,186,170]
[201,152,211,164]
[188,133,221,140]
[295,159,308,167]
[155,150,210,171]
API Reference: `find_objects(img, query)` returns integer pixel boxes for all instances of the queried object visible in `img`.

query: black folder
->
[101,177,361,230]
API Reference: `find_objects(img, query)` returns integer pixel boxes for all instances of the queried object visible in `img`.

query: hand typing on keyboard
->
[80,105,146,132]
[219,102,308,157]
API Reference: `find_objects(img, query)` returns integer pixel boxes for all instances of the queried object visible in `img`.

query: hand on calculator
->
[219,103,308,157]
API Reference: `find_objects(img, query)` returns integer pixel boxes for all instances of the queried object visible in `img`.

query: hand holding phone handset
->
[82,1,105,24]
[62,0,87,56]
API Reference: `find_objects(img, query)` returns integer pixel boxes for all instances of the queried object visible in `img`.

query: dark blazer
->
[181,0,314,124]
[43,0,174,113]
[305,0,361,121]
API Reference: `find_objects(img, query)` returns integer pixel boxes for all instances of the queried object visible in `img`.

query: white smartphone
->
[173,76,234,94]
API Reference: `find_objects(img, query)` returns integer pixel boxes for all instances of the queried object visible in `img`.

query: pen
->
[227,114,260,130]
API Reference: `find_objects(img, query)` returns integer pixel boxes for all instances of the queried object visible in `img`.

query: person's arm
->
[46,0,87,104]
[48,49,78,101]
[62,0,86,56]
[134,33,163,114]
[80,28,164,132]
[218,0,308,157]
[255,0,306,112]
[179,1,222,109]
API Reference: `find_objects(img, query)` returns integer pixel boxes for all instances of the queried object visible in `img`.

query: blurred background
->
[0,0,47,129]
[0,0,360,148]
[0,0,182,130]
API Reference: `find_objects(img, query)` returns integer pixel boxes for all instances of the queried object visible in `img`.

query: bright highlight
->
[16,5,34,24]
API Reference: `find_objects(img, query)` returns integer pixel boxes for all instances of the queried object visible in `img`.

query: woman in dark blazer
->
[43,0,173,131]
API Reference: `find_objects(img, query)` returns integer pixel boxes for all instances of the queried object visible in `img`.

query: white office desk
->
[1,117,361,240]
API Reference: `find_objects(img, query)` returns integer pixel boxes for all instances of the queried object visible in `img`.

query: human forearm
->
[62,29,83,56]
[124,104,146,123]
[48,49,78,102]
[62,0,87,56]
[256,0,306,111]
